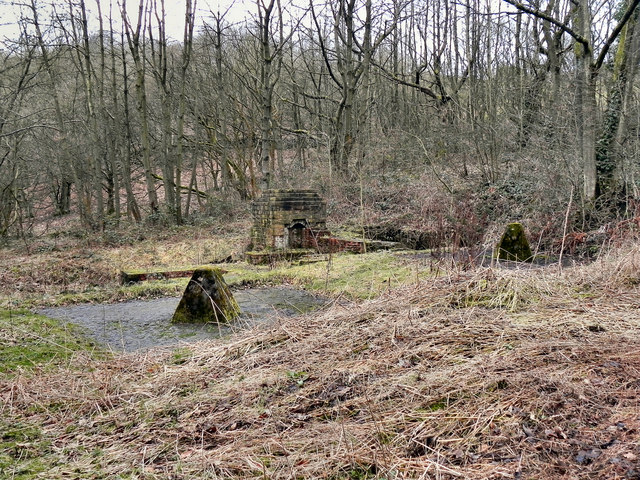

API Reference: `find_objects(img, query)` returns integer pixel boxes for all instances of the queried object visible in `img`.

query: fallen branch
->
[151,173,208,198]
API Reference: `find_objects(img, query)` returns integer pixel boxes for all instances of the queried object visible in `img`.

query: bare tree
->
[256,0,293,191]
[0,31,37,237]
[503,0,640,205]
[311,0,401,177]
[175,0,197,224]
[121,0,160,215]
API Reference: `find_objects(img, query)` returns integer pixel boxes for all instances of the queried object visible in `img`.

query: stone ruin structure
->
[250,189,330,250]
[249,189,366,262]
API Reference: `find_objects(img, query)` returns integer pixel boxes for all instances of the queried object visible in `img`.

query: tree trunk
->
[122,0,159,215]
[120,28,142,222]
[573,0,597,202]
[596,7,640,201]
[175,0,197,224]
[258,0,278,192]
[76,0,105,230]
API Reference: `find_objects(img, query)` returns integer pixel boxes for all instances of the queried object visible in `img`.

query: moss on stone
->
[171,267,240,323]
[495,223,533,262]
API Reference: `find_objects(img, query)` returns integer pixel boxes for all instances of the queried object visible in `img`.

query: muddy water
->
[39,287,328,352]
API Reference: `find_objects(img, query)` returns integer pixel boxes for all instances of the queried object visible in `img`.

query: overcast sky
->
[0,0,254,46]
[157,0,252,39]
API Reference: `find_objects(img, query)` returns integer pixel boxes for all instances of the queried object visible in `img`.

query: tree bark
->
[122,0,159,215]
[595,6,640,200]
[119,28,142,222]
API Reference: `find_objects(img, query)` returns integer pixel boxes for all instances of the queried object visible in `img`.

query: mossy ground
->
[225,250,430,300]
[0,421,51,480]
[0,309,104,375]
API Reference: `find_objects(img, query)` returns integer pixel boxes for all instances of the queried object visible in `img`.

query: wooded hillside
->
[2,0,640,241]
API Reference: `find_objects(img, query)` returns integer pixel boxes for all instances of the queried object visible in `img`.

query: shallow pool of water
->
[39,286,328,352]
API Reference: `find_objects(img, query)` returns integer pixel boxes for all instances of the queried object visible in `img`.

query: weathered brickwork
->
[316,236,365,254]
[251,189,328,250]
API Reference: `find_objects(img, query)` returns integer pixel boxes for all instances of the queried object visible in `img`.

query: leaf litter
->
[3,246,640,478]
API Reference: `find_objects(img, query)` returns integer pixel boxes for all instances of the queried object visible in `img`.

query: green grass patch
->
[119,265,201,276]
[0,309,103,375]
[0,421,51,479]
[171,347,193,365]
[330,464,379,479]
[0,420,110,479]
[224,251,427,299]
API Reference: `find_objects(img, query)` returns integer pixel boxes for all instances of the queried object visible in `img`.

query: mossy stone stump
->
[172,267,240,323]
[495,223,533,262]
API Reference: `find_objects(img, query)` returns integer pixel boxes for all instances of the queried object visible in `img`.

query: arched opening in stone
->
[288,221,307,248]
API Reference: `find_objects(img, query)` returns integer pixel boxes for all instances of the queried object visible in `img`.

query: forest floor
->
[2,221,640,479]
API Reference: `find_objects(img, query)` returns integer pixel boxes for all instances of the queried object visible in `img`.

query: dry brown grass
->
[0,222,248,307]
[3,246,640,478]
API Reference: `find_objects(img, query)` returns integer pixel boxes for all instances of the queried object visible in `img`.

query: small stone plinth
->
[172,267,240,323]
[495,222,533,262]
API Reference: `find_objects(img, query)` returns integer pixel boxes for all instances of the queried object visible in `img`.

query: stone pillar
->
[172,267,240,323]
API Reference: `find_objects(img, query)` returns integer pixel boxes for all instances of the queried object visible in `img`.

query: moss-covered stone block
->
[495,222,533,262]
[171,267,240,323]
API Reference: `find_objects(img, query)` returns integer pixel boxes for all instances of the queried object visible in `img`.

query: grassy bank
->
[0,216,437,309]
[3,224,640,478]
[0,222,248,308]
[2,245,640,477]
[0,309,103,375]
